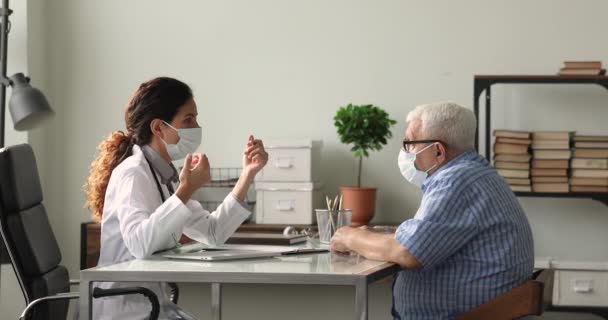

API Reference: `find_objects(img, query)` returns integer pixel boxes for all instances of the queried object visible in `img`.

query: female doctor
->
[84,77,268,319]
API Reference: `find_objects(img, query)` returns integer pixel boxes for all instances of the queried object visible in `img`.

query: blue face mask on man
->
[397,143,438,188]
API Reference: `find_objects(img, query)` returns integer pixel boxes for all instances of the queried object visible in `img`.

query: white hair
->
[406,102,477,151]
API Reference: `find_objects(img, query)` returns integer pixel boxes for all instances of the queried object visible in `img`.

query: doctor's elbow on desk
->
[122,229,166,259]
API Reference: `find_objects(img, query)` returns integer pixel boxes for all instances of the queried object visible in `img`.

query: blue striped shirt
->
[392,150,534,319]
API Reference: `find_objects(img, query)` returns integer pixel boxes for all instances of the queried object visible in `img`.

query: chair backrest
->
[457,280,544,320]
[0,144,69,320]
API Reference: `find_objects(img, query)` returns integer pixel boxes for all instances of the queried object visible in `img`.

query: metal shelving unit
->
[199,167,255,211]
[474,74,608,206]
[474,74,608,319]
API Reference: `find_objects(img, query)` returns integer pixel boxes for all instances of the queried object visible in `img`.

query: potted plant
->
[334,103,397,226]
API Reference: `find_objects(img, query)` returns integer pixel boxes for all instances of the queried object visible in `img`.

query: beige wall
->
[11,0,608,319]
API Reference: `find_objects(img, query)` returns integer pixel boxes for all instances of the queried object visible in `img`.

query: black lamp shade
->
[8,73,54,131]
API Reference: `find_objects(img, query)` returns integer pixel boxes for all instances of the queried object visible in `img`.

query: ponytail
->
[84,131,133,221]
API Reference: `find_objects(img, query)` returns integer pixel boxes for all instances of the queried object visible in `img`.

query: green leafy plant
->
[334,104,397,187]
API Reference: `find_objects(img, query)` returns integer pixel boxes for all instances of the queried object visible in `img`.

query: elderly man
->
[331,102,534,319]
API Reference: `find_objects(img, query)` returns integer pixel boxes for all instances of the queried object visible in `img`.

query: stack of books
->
[493,130,532,192]
[530,131,573,193]
[570,135,608,192]
[558,61,605,76]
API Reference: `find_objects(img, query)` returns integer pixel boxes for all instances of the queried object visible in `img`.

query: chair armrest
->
[19,292,79,320]
[533,269,555,307]
[93,287,160,320]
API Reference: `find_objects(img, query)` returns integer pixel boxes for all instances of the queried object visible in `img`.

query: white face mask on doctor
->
[161,120,202,161]
[398,142,439,188]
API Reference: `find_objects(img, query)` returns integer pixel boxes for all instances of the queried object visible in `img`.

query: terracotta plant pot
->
[339,186,377,227]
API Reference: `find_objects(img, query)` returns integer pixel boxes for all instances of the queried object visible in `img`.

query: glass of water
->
[315,209,352,244]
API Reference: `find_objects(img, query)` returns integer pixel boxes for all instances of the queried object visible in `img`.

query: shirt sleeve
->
[182,193,251,246]
[115,171,191,259]
[395,179,479,270]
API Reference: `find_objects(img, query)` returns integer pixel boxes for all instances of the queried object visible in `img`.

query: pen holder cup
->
[315,209,352,244]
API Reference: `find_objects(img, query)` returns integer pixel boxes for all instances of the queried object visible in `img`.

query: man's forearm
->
[348,230,422,269]
[347,230,398,261]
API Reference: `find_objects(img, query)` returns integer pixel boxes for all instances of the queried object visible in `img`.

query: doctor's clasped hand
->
[176,153,210,203]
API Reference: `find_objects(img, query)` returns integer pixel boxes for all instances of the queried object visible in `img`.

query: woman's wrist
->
[240,168,256,184]
[176,183,193,203]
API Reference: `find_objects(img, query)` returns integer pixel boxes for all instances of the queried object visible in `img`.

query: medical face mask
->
[161,120,202,161]
[398,143,438,188]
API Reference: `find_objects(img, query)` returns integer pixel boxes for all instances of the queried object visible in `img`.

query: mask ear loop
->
[160,120,181,146]
[425,142,443,173]
[414,142,436,155]
[162,120,178,132]
[416,142,441,173]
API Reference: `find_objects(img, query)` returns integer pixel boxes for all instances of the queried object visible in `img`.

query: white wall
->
[20,0,608,319]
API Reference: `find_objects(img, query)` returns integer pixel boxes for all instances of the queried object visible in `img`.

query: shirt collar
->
[421,149,478,192]
[141,144,179,184]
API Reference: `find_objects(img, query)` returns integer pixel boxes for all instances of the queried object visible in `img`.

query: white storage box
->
[255,182,324,225]
[255,140,322,182]
[540,259,608,307]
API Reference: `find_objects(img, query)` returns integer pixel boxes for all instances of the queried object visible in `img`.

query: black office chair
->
[0,143,160,320]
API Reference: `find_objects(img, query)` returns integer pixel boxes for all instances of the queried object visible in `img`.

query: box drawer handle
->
[274,157,293,169]
[276,200,295,211]
[572,279,594,293]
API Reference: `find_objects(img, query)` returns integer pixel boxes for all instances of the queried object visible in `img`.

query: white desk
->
[79,248,399,320]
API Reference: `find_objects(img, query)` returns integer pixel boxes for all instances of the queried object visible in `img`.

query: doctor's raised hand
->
[243,135,268,175]
[231,135,268,202]
[176,153,210,203]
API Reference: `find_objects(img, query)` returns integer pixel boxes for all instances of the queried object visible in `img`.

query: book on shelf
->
[563,61,602,69]
[533,149,572,160]
[225,232,307,246]
[532,183,569,193]
[573,149,608,159]
[532,159,569,169]
[570,185,608,193]
[532,176,569,184]
[571,158,608,169]
[573,135,608,142]
[505,178,531,186]
[531,168,567,177]
[497,169,530,179]
[531,140,570,150]
[531,131,574,141]
[570,177,608,186]
[510,185,532,192]
[494,154,532,163]
[574,141,608,149]
[571,169,608,178]
[493,130,530,140]
[494,161,530,170]
[558,68,606,76]
[495,137,532,145]
[494,143,529,155]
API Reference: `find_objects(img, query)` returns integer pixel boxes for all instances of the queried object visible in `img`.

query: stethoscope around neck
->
[145,156,169,203]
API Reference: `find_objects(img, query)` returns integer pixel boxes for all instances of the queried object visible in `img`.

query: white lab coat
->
[92,145,250,320]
